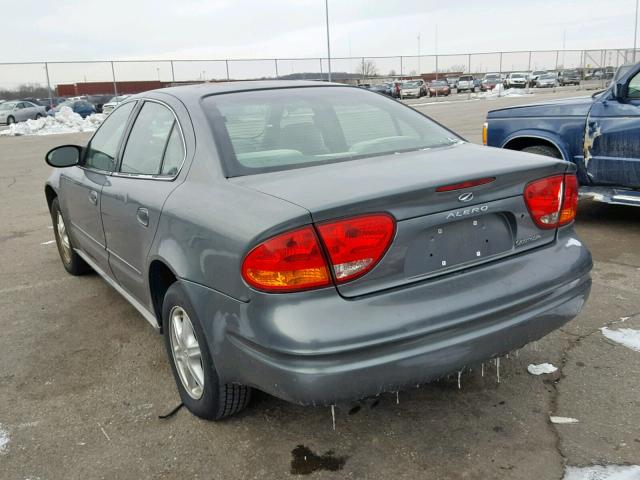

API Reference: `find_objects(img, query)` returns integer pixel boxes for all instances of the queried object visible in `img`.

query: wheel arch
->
[148,258,179,333]
[44,184,57,211]
[501,132,568,161]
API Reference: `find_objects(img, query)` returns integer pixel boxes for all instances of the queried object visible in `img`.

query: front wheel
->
[162,282,252,420]
[50,197,91,275]
[7,116,15,125]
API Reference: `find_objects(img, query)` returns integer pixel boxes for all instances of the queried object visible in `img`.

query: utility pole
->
[635,0,639,62]
[325,0,332,81]
[417,34,421,75]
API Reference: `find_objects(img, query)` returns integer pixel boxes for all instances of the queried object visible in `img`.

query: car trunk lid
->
[232,143,570,297]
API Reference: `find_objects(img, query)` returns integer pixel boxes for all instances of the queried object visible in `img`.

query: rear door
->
[59,101,137,271]
[101,99,187,303]
[586,67,640,187]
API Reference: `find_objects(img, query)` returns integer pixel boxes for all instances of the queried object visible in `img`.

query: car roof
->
[144,80,336,102]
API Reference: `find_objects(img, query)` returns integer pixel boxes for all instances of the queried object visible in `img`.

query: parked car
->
[446,77,459,89]
[44,81,592,420]
[484,62,640,207]
[558,69,581,86]
[400,80,427,98]
[369,83,394,96]
[529,70,548,87]
[48,100,96,118]
[456,75,475,92]
[87,94,115,113]
[102,95,130,115]
[536,73,558,88]
[427,80,451,96]
[0,100,47,125]
[39,97,67,109]
[480,73,501,91]
[504,72,528,89]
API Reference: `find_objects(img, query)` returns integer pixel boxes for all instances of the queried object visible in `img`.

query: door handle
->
[136,207,149,227]
[89,190,98,205]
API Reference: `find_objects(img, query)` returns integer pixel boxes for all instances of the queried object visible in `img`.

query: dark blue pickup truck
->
[484,63,640,207]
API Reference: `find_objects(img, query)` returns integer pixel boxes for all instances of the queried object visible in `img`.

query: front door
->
[59,101,137,270]
[586,67,640,188]
[101,100,186,303]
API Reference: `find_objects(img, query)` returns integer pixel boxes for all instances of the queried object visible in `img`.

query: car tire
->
[162,282,252,420]
[7,116,15,125]
[50,197,91,275]
[521,144,562,159]
[35,114,42,120]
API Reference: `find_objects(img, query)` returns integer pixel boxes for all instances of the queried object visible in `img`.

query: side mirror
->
[45,145,81,168]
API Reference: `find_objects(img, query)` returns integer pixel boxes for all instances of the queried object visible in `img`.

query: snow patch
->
[527,363,558,375]
[601,327,640,352]
[550,416,579,424]
[566,238,582,248]
[478,84,533,99]
[563,465,640,480]
[0,107,105,136]
[0,423,9,454]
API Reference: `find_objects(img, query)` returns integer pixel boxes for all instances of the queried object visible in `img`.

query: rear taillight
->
[316,214,395,283]
[559,174,578,226]
[524,174,578,229]
[241,226,331,292]
[241,214,395,292]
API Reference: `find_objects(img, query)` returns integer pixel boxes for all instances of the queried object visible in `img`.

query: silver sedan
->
[0,100,47,125]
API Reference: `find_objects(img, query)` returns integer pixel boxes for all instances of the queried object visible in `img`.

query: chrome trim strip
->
[107,248,143,275]
[70,221,106,249]
[74,249,160,330]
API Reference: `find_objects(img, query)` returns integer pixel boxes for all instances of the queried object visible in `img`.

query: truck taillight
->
[241,214,395,292]
[524,174,578,229]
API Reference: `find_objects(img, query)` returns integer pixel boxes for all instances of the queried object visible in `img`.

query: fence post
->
[467,53,471,100]
[110,61,118,97]
[361,57,365,82]
[526,51,532,92]
[400,56,403,77]
[319,58,323,80]
[274,59,279,79]
[435,54,439,80]
[498,52,503,97]
[225,60,230,81]
[170,60,175,84]
[44,62,53,109]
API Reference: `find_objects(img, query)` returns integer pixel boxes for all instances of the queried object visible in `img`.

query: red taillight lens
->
[316,214,395,283]
[241,226,330,292]
[524,174,578,229]
[559,174,578,226]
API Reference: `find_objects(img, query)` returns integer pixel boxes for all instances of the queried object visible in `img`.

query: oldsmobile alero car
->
[44,81,592,420]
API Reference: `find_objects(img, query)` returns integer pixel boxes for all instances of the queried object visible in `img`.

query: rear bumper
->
[579,186,640,207]
[182,228,592,405]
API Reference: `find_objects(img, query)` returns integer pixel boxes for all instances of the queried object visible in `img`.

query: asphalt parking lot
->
[1,88,639,480]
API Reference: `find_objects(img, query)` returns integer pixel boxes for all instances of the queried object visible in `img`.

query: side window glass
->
[84,101,136,171]
[120,102,175,175]
[628,72,640,99]
[160,124,185,176]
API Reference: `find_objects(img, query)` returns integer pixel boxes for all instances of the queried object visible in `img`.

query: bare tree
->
[448,64,467,73]
[388,69,397,77]
[356,59,378,78]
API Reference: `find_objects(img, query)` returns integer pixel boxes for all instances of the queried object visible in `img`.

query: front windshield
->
[512,74,525,78]
[485,74,499,80]
[540,74,556,80]
[204,86,460,176]
[431,81,447,86]
[0,102,16,111]
[402,82,420,88]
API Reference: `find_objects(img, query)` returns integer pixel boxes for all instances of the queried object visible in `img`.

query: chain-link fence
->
[1,48,638,101]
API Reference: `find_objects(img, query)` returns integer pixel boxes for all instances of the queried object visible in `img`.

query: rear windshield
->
[204,86,459,177]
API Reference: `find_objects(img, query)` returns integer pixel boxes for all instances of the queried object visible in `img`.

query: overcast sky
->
[3,0,638,61]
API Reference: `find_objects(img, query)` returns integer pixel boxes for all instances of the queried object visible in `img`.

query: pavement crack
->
[548,312,640,477]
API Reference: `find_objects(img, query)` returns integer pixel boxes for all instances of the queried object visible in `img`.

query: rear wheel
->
[7,116,15,125]
[50,197,91,275]
[521,144,562,159]
[35,114,42,120]
[162,282,252,420]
